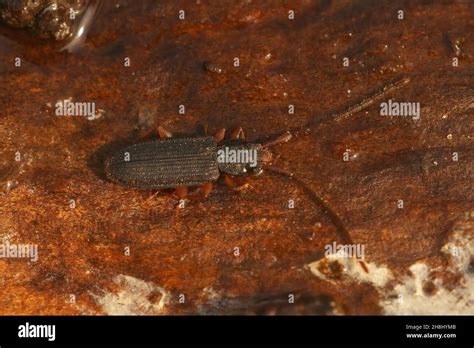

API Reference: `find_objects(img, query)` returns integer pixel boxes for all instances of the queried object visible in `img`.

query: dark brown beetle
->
[105,76,409,200]
[104,77,410,273]
[104,125,290,199]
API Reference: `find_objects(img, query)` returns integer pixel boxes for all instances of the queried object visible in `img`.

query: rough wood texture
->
[0,0,472,315]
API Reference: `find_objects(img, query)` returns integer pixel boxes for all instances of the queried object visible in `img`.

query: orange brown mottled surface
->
[0,0,472,315]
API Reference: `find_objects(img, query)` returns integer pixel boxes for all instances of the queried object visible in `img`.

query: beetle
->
[104,77,410,273]
[105,76,410,200]
[104,124,291,199]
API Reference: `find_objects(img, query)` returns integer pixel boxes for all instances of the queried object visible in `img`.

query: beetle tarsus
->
[213,128,226,143]
[229,126,245,140]
[175,186,188,200]
[158,126,173,139]
[200,183,213,197]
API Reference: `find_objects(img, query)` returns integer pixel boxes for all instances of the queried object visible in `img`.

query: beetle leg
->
[223,175,251,191]
[223,174,236,188]
[157,126,173,139]
[138,126,173,141]
[142,190,160,207]
[175,186,188,200]
[229,126,245,140]
[138,128,156,140]
[213,128,226,143]
[359,260,369,273]
[262,131,292,148]
[200,183,213,197]
[235,181,252,191]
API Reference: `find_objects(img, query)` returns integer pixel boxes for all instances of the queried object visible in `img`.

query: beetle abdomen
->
[105,137,220,189]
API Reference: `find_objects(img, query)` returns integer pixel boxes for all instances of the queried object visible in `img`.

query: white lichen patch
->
[381,228,474,315]
[307,254,393,288]
[381,262,473,315]
[441,228,473,273]
[202,287,220,302]
[307,225,474,315]
[91,275,171,315]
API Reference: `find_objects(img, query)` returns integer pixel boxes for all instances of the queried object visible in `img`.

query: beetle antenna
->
[260,76,411,144]
[327,75,410,124]
[261,131,293,149]
[258,77,410,272]
[264,165,369,273]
